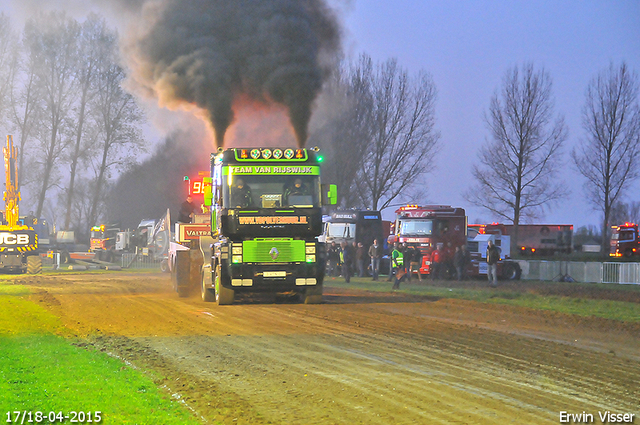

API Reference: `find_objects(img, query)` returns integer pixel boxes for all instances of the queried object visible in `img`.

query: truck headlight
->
[232,255,243,263]
[305,244,315,254]
[232,245,243,255]
[306,254,315,263]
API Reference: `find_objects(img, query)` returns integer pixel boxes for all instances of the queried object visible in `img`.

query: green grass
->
[326,277,640,323]
[0,288,203,425]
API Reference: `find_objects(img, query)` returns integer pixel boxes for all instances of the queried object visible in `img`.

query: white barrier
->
[517,260,640,284]
[601,262,640,284]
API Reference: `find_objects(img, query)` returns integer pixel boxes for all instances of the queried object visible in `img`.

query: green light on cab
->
[184,176,189,181]
[317,156,324,163]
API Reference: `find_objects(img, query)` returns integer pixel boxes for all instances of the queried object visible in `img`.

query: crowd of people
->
[326,239,477,289]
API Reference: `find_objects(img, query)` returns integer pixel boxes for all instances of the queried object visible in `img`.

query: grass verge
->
[325,276,640,323]
[0,286,203,425]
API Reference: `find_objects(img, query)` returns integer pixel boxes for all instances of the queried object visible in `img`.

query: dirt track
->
[16,273,640,424]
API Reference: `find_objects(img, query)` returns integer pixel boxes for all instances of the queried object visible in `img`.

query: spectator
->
[454,246,464,281]
[460,244,471,281]
[368,239,383,281]
[178,195,196,223]
[487,240,500,287]
[443,241,455,279]
[340,241,353,283]
[430,244,442,280]
[392,260,406,290]
[356,242,366,277]
[403,243,414,282]
[351,241,359,276]
[327,241,340,276]
[388,243,403,282]
[410,246,423,282]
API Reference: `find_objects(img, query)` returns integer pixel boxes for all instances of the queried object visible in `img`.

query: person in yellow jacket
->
[390,243,405,289]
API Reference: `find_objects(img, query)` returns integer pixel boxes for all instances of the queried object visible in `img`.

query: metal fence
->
[121,253,162,270]
[517,260,640,284]
[601,262,640,284]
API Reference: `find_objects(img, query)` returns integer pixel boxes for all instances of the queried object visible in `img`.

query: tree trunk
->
[63,87,88,230]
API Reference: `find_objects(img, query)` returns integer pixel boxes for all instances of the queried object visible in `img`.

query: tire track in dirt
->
[21,273,640,424]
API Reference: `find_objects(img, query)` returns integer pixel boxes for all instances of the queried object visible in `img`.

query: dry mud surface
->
[16,273,640,424]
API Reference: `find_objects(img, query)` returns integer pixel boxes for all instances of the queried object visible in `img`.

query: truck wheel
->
[61,251,71,264]
[214,264,234,305]
[160,259,170,273]
[27,256,42,274]
[303,284,323,304]
[502,262,521,280]
[201,269,215,302]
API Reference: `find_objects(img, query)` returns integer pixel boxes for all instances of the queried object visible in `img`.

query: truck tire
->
[27,256,42,274]
[214,264,234,305]
[160,259,170,273]
[502,262,521,280]
[303,284,323,304]
[61,251,71,264]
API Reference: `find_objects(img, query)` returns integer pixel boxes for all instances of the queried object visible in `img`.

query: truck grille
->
[243,239,305,263]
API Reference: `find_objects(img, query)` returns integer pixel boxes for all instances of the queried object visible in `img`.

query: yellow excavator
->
[0,135,40,273]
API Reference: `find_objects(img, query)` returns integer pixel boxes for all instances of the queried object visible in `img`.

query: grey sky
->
[342,1,640,227]
[1,0,639,229]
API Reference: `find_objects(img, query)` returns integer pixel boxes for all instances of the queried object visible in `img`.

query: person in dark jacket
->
[368,239,383,281]
[340,241,353,283]
[356,242,366,277]
[327,242,340,276]
[486,240,500,287]
[403,244,414,282]
[410,246,423,282]
[454,246,464,281]
[461,245,471,280]
[178,195,196,223]
[230,178,253,208]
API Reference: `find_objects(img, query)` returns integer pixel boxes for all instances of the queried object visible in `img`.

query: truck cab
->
[197,147,336,305]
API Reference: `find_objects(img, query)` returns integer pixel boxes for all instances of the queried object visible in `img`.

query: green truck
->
[188,147,336,305]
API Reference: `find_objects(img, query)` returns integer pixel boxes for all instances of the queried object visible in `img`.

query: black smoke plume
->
[125,0,341,148]
[107,131,209,229]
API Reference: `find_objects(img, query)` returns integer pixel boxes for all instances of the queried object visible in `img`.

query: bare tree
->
[352,54,440,210]
[87,40,144,227]
[24,12,80,219]
[573,62,640,246]
[309,57,373,208]
[610,200,640,227]
[8,23,42,192]
[63,14,108,230]
[0,13,18,122]
[466,63,568,252]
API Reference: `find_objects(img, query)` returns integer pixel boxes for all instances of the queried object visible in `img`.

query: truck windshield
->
[223,174,320,208]
[326,223,356,239]
[399,219,433,235]
[91,230,104,239]
[614,230,635,242]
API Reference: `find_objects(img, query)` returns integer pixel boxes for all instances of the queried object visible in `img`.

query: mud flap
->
[175,250,192,297]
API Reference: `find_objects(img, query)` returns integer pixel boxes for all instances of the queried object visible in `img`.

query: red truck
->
[610,222,639,258]
[388,205,467,277]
